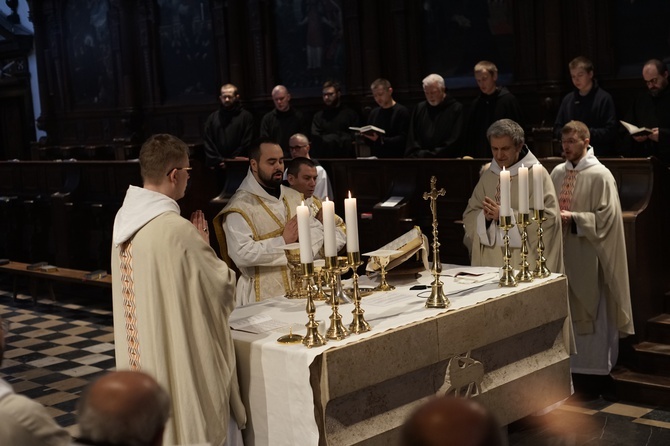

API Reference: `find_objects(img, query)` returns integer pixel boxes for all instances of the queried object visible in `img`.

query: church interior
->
[2,0,670,444]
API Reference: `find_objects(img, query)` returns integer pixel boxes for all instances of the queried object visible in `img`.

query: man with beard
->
[623,59,670,165]
[553,57,617,157]
[260,85,309,158]
[203,83,255,167]
[551,121,634,397]
[215,139,324,305]
[405,73,463,158]
[311,80,360,158]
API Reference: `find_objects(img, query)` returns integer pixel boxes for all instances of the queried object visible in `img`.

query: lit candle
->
[533,163,545,210]
[344,191,359,253]
[322,197,337,257]
[296,201,313,264]
[500,167,511,217]
[518,164,529,214]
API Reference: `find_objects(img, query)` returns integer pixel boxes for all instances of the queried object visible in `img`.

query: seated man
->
[74,371,171,446]
[286,133,334,200]
[215,139,324,304]
[0,317,70,446]
[463,119,563,272]
[286,157,346,254]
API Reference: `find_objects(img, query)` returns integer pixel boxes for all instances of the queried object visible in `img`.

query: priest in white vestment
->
[111,134,246,446]
[551,121,634,378]
[286,156,346,255]
[215,139,324,305]
[463,119,564,273]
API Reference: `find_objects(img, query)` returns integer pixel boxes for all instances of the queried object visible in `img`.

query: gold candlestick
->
[516,212,533,282]
[347,251,371,334]
[498,215,517,287]
[423,176,449,308]
[532,209,551,278]
[325,256,349,340]
[301,262,327,348]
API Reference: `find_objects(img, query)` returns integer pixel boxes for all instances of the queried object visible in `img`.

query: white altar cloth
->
[230,268,564,446]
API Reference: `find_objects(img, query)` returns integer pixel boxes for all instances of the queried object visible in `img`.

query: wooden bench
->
[0,261,111,303]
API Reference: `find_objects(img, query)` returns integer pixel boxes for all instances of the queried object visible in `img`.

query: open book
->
[349,125,386,134]
[620,120,653,136]
[365,226,429,273]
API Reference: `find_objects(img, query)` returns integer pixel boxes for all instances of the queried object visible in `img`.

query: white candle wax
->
[322,198,337,257]
[518,164,529,214]
[500,167,511,217]
[344,192,359,253]
[533,163,545,210]
[296,202,313,264]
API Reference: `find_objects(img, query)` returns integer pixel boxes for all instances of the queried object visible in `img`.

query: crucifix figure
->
[423,176,446,272]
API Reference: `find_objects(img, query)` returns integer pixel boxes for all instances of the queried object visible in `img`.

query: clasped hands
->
[482,197,500,222]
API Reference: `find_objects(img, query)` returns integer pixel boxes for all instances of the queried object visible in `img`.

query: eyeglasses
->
[166,167,193,176]
[289,145,309,150]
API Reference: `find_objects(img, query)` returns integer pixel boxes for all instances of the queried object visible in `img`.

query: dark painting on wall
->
[157,0,216,103]
[273,0,346,95]
[421,0,515,89]
[615,0,670,78]
[64,0,116,107]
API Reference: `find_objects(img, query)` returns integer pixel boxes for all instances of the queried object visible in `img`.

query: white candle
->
[533,163,545,210]
[500,167,511,217]
[518,164,529,214]
[296,202,313,264]
[322,198,337,257]
[344,192,359,253]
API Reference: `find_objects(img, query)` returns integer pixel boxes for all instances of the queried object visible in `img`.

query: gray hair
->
[77,380,171,446]
[486,119,525,146]
[422,73,445,90]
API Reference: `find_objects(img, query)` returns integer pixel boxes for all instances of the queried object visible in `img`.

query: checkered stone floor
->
[2,287,670,445]
[0,290,114,431]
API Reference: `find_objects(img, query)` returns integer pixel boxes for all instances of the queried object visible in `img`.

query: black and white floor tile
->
[0,286,669,444]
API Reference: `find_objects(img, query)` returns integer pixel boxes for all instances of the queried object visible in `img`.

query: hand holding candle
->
[533,163,545,210]
[344,192,359,253]
[296,202,313,264]
[518,164,529,214]
[500,167,511,217]
[322,198,337,257]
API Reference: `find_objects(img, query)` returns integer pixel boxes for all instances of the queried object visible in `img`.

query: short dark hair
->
[248,137,281,162]
[323,80,342,93]
[287,157,316,177]
[370,78,392,90]
[644,58,668,75]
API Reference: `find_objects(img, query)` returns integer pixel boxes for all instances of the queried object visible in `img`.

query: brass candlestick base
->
[532,209,551,278]
[499,215,517,287]
[347,251,371,334]
[325,256,349,340]
[516,212,534,283]
[301,262,327,348]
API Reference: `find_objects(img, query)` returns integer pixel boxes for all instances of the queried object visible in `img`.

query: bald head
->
[401,397,502,446]
[272,84,291,112]
[77,371,171,446]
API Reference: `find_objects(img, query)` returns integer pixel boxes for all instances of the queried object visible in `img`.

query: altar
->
[230,270,572,446]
